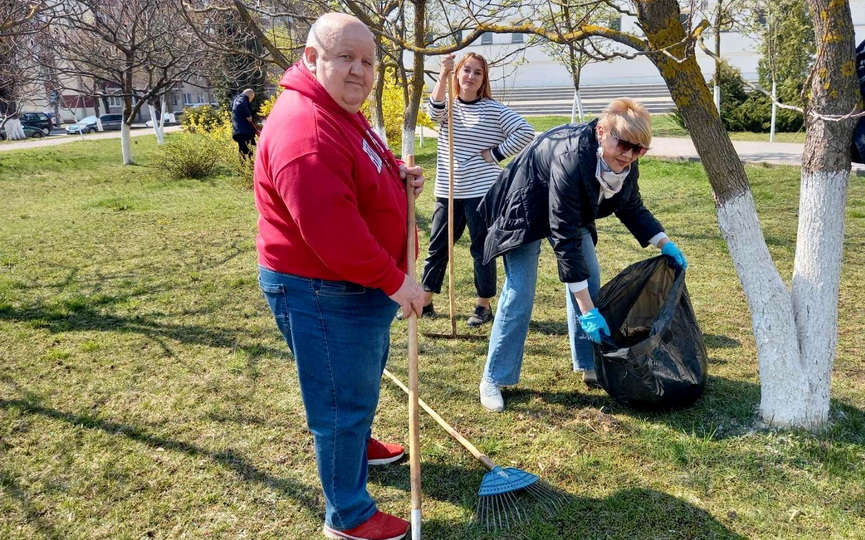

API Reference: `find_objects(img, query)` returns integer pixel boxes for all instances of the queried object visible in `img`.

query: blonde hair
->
[453,53,493,100]
[598,98,652,148]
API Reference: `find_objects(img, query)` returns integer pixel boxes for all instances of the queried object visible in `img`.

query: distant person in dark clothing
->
[232,88,259,157]
[852,38,865,164]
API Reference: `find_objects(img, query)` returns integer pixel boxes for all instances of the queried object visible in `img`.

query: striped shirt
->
[428,96,535,199]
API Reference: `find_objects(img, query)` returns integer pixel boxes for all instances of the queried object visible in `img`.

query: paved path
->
[0,125,182,152]
[5,125,865,176]
[418,125,865,175]
[650,136,865,176]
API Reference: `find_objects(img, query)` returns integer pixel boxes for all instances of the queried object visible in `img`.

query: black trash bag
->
[592,256,708,409]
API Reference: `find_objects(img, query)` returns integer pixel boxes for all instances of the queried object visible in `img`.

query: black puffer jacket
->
[479,119,664,284]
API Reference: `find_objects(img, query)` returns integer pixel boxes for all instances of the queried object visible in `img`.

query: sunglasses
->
[610,134,649,157]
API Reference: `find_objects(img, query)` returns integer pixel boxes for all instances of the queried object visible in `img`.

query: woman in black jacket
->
[476,98,688,412]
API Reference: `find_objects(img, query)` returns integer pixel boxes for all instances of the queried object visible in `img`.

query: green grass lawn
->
[1,136,864,539]
[525,114,808,143]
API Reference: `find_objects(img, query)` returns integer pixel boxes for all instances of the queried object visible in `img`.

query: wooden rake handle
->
[383,368,498,473]
[446,76,457,338]
[404,154,422,539]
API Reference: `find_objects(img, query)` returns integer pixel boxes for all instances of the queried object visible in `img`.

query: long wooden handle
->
[446,76,457,337]
[383,368,497,472]
[404,155,422,539]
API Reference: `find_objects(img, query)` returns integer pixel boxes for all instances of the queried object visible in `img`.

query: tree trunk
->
[635,0,859,429]
[5,118,26,140]
[634,0,818,428]
[149,103,165,145]
[717,191,803,427]
[401,0,426,158]
[94,96,103,131]
[159,94,167,136]
[780,0,858,429]
[370,35,387,145]
[713,3,722,113]
[121,122,133,165]
[573,64,583,122]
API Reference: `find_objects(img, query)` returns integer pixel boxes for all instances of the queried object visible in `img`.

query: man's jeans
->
[421,196,497,299]
[258,266,396,530]
[483,228,601,386]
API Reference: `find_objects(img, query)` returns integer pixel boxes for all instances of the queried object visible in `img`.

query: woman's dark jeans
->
[421,196,496,299]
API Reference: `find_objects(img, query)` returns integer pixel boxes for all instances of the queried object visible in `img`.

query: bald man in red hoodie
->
[254,12,424,540]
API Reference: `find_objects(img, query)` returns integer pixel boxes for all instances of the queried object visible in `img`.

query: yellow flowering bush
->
[257,91,280,120]
[154,134,221,179]
[362,79,435,151]
[168,106,255,187]
[180,105,229,133]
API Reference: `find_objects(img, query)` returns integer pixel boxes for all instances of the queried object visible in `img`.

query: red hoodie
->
[254,62,408,296]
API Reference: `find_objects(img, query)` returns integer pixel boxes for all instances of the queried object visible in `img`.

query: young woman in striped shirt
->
[419,52,535,326]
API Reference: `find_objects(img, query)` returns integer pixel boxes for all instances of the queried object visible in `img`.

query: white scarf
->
[595,145,629,202]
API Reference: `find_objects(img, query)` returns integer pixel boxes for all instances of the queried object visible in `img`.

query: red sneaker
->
[367,438,405,466]
[323,511,409,540]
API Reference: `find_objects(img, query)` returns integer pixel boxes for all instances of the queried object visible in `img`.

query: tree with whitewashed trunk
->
[44,0,204,164]
[635,0,858,429]
[404,0,859,430]
[0,0,53,139]
[696,0,754,113]
[147,94,169,145]
[539,2,619,123]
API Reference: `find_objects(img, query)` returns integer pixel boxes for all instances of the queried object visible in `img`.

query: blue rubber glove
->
[661,241,688,269]
[579,308,610,344]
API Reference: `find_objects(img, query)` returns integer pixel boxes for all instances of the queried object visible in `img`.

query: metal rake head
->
[474,467,567,531]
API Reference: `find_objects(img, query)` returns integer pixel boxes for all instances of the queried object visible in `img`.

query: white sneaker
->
[479,379,504,412]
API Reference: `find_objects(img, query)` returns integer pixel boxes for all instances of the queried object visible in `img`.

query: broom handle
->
[383,368,498,472]
[446,76,457,337]
[404,155,422,540]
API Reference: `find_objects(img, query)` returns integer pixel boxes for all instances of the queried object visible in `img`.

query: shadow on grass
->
[3,395,858,538]
[415,208,431,232]
[526,325,744,346]
[506,385,612,412]
[0,398,321,515]
[0,297,284,363]
[372,461,745,539]
[528,319,569,336]
[508,375,865,445]
[703,334,741,349]
[0,468,65,540]
[507,376,755,440]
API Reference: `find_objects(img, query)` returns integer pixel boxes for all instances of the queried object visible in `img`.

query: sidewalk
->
[0,125,182,152]
[417,126,865,175]
[650,136,865,176]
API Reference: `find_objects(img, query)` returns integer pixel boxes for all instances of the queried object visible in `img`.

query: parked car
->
[145,112,177,128]
[65,114,124,134]
[19,112,53,135]
[0,124,46,140]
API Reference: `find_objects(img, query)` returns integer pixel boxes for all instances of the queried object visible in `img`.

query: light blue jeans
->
[483,228,601,386]
[258,266,396,530]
